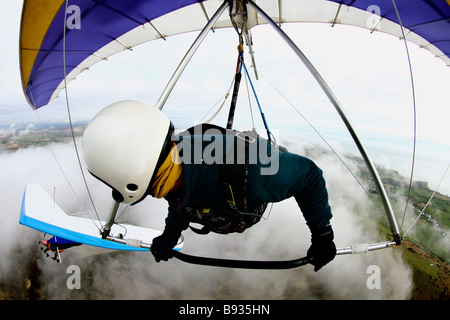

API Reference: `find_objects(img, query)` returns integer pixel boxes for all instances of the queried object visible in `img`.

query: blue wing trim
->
[19,187,148,251]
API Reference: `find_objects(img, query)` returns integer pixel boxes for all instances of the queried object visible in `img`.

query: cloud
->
[0,135,414,300]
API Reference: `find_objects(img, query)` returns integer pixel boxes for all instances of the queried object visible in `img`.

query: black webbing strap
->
[226,45,244,129]
[226,72,242,129]
[173,250,312,269]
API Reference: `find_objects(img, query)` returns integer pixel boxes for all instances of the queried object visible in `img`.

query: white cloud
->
[0,138,415,299]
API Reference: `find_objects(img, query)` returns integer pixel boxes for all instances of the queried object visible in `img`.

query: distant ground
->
[0,122,86,152]
[1,122,449,300]
[402,240,449,299]
[353,157,450,300]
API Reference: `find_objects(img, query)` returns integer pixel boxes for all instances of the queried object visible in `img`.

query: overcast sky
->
[1,1,449,194]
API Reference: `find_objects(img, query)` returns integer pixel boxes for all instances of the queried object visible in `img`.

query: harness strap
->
[190,225,211,235]
[180,124,266,235]
[226,45,244,129]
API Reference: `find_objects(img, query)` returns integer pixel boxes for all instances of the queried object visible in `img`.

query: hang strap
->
[226,44,244,129]
[173,250,312,270]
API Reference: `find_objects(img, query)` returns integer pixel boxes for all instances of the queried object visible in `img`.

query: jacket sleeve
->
[260,151,332,233]
[163,191,191,232]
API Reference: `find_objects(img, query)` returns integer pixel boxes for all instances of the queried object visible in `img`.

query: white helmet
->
[82,100,174,204]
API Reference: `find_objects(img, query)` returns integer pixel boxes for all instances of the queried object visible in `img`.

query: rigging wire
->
[204,24,389,220]
[63,0,102,229]
[34,109,83,204]
[255,67,388,223]
[241,61,276,144]
[30,87,100,228]
[27,85,84,206]
[242,61,256,130]
[115,204,131,224]
[200,74,235,123]
[402,162,450,238]
[391,0,418,234]
[200,57,256,129]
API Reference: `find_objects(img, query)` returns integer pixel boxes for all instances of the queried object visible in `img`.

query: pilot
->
[82,100,336,271]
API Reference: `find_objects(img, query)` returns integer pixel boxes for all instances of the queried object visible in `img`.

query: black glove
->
[307,225,336,272]
[150,227,181,262]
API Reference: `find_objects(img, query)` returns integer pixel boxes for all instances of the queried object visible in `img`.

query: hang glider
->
[18,0,450,268]
[20,0,450,109]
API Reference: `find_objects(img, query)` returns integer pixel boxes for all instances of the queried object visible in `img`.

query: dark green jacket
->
[163,129,332,234]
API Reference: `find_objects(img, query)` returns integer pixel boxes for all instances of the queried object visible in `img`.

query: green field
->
[0,123,85,151]
[362,165,450,299]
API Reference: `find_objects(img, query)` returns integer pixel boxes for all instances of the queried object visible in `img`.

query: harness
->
[179,123,268,235]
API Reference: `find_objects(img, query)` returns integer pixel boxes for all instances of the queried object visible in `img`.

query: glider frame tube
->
[101,200,120,239]
[155,1,229,110]
[246,0,401,244]
[336,240,397,255]
[106,234,396,269]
